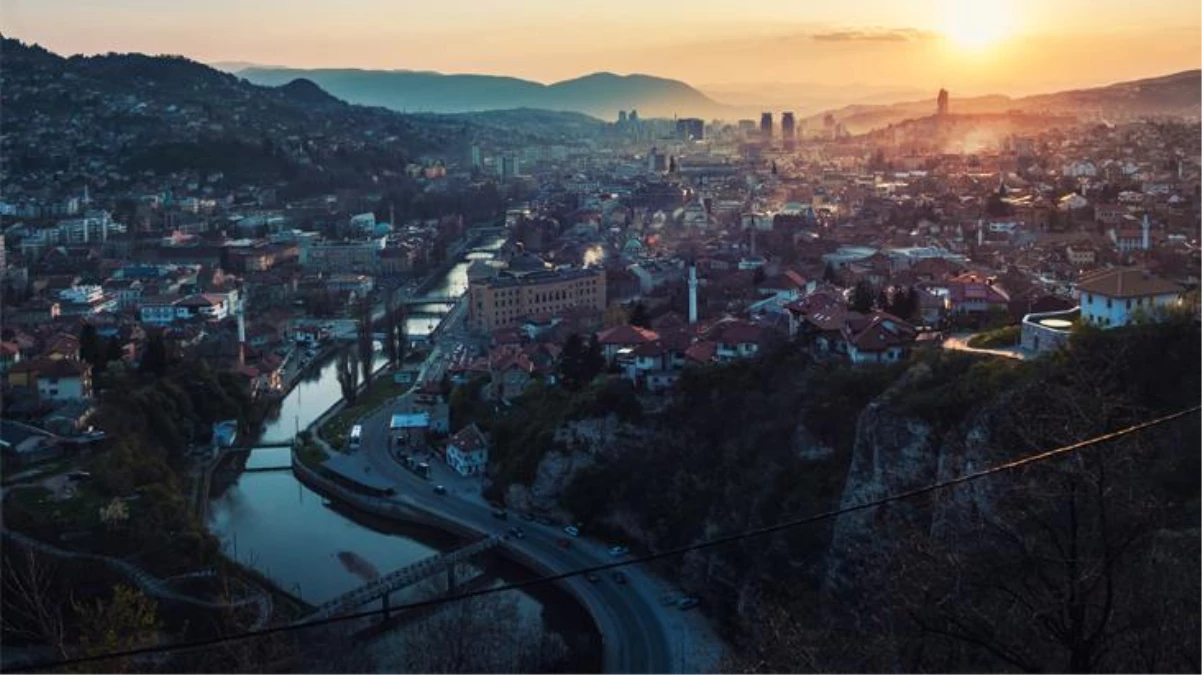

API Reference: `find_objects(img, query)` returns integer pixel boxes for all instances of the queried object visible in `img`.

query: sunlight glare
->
[941,0,1016,50]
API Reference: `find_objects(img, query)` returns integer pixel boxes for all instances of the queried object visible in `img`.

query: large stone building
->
[467,267,606,332]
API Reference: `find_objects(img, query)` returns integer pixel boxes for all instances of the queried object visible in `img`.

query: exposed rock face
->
[508,449,595,514]
[553,415,637,458]
[824,372,937,597]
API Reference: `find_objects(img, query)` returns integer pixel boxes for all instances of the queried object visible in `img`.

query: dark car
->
[491,508,508,520]
[586,572,600,583]
[556,538,572,549]
[520,512,535,522]
[508,527,525,539]
[433,485,447,495]
[612,571,628,585]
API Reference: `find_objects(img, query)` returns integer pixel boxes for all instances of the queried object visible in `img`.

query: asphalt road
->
[354,400,673,674]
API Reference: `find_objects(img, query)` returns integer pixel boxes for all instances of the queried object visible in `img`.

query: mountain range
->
[234,67,725,119]
[806,70,1202,134]
[235,64,1200,130]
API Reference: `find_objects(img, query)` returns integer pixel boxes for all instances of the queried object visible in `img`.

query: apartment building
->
[468,268,606,332]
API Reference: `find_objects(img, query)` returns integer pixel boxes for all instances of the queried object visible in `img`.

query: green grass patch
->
[967,325,1021,349]
[296,439,330,468]
[319,376,406,450]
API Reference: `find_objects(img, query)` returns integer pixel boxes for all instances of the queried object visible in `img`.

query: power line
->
[16,405,1200,672]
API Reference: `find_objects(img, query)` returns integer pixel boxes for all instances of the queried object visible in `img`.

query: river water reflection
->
[207,234,600,671]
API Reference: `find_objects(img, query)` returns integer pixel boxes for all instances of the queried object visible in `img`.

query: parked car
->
[607,545,629,557]
[586,572,600,583]
[432,485,447,495]
[536,517,554,526]
[508,527,525,539]
[611,571,628,585]
[491,509,508,520]
[66,471,91,481]
[520,512,535,522]
[556,538,572,549]
[564,526,580,537]
[676,597,699,610]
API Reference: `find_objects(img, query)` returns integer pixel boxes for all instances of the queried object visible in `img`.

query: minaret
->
[1141,213,1150,251]
[688,261,698,325]
[237,286,247,367]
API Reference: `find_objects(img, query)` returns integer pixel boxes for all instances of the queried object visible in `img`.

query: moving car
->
[676,596,699,610]
[491,508,508,520]
[586,573,600,583]
[564,525,580,537]
[555,538,572,549]
[508,527,525,539]
[432,485,447,495]
[607,545,629,557]
[611,571,628,585]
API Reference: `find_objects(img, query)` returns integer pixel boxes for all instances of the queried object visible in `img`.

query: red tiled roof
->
[684,340,717,363]
[596,324,659,345]
[448,423,488,453]
[9,357,91,378]
[1076,267,1182,298]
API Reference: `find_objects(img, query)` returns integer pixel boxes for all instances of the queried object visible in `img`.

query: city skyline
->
[3,0,1199,99]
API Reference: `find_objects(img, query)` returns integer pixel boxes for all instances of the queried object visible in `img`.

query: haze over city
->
[4,0,1200,100]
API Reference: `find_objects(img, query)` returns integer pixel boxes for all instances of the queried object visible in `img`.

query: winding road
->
[324,400,677,674]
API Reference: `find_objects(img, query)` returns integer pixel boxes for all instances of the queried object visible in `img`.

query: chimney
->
[688,261,698,325]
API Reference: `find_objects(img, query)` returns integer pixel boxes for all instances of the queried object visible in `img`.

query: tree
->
[629,302,651,329]
[850,281,874,313]
[1,548,68,659]
[382,287,406,367]
[336,345,360,405]
[558,333,588,391]
[823,262,841,285]
[71,584,160,673]
[79,323,100,367]
[584,335,605,383]
[139,331,168,376]
[357,298,373,390]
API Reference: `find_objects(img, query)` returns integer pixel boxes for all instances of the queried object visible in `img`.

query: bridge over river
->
[296,535,503,623]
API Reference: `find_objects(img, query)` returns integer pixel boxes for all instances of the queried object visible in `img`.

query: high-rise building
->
[470,145,482,169]
[500,155,520,180]
[675,118,704,141]
[618,110,628,125]
[781,112,796,149]
[760,112,773,141]
[937,88,949,115]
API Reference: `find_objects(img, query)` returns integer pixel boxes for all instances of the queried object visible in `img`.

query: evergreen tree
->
[584,335,605,384]
[823,262,841,285]
[558,333,587,390]
[850,281,874,314]
[79,323,100,366]
[629,302,651,329]
[139,332,168,376]
[357,298,373,389]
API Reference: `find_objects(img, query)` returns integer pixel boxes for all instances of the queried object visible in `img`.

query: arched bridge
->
[296,535,503,624]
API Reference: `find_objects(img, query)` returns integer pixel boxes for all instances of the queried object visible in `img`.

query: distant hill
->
[806,70,1202,134]
[235,67,726,118]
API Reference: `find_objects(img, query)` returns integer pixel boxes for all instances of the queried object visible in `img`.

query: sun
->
[940,0,1016,50]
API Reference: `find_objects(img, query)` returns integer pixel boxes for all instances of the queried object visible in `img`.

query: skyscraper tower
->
[937,88,950,115]
[781,112,796,150]
[760,112,773,141]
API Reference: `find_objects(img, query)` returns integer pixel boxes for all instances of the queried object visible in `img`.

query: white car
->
[564,526,580,537]
[607,545,629,557]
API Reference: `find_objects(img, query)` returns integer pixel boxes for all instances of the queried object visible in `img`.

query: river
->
[206,233,601,671]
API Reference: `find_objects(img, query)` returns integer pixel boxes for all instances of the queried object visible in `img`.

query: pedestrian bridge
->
[295,535,503,623]
[397,296,459,306]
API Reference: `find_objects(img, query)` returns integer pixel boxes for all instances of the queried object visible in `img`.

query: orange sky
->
[3,0,1199,97]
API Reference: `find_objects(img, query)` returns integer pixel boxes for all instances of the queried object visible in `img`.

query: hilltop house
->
[1076,268,1183,328]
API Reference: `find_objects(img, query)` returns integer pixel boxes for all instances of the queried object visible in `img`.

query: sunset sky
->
[3,0,1199,99]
